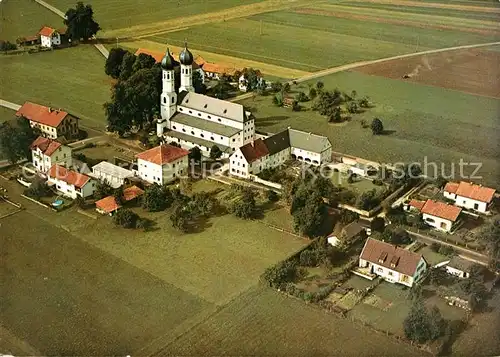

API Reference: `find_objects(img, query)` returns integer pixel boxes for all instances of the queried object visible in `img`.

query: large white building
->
[91,161,135,189]
[229,128,332,178]
[39,26,61,48]
[444,181,496,214]
[30,136,72,174]
[156,45,255,158]
[135,144,189,185]
[359,238,427,287]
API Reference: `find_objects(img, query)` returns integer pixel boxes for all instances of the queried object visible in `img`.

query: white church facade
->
[157,45,255,157]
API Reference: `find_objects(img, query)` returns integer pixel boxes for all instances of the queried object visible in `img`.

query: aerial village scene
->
[0,0,499,356]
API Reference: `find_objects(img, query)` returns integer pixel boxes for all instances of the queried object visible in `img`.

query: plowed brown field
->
[354,48,500,98]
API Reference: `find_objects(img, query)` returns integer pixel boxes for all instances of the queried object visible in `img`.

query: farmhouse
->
[135,144,189,185]
[404,199,426,213]
[30,136,72,174]
[203,62,238,79]
[358,238,427,287]
[155,46,255,157]
[91,161,135,189]
[229,128,332,178]
[420,200,462,233]
[327,221,367,248]
[444,181,496,213]
[39,26,61,48]
[238,71,263,92]
[47,164,95,199]
[16,101,79,140]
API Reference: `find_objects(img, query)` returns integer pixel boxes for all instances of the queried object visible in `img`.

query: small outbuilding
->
[92,161,135,189]
[328,221,367,248]
[445,256,474,279]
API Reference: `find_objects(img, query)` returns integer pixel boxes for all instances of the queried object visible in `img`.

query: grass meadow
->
[162,285,424,356]
[0,0,64,42]
[44,0,264,32]
[242,71,500,187]
[0,46,111,131]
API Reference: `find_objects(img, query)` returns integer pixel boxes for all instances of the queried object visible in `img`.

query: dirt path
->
[358,0,500,13]
[101,0,321,39]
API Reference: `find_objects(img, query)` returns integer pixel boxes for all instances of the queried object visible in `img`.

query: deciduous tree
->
[371,118,384,135]
[64,2,100,41]
[188,146,202,164]
[209,145,222,161]
[113,208,139,229]
[105,48,128,78]
[404,301,445,343]
[142,184,172,212]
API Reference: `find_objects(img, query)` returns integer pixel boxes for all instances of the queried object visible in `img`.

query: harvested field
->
[354,48,500,98]
[159,286,425,356]
[351,0,500,13]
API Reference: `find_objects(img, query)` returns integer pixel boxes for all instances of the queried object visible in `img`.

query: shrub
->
[266,189,279,203]
[295,91,309,102]
[438,245,455,257]
[299,249,317,267]
[263,260,298,289]
[372,179,384,186]
[430,242,441,252]
[113,209,139,229]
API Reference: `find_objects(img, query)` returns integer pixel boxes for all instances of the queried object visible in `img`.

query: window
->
[210,137,214,141]
[191,131,195,135]
[200,134,204,138]
[179,107,183,111]
[401,275,409,282]
[189,110,192,114]
[388,271,393,276]
[220,136,223,140]
[204,104,207,108]
[198,113,201,117]
[242,164,245,168]
[173,173,176,178]
[63,153,66,158]
[182,128,186,132]
[474,203,479,210]
[232,138,235,142]
[163,97,166,104]
[208,115,211,119]
[173,126,176,130]
[218,118,221,122]
[377,267,383,273]
[231,168,235,172]
[173,163,175,168]
[172,97,175,104]
[223,109,227,114]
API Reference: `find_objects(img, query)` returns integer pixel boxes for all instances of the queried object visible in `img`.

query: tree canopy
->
[64,2,100,41]
[188,146,202,164]
[0,117,38,165]
[209,145,222,161]
[371,118,384,135]
[105,48,128,79]
[113,209,139,229]
[404,301,445,343]
[142,184,172,212]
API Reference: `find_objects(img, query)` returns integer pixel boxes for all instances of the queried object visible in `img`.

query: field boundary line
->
[33,0,66,18]
[0,208,23,220]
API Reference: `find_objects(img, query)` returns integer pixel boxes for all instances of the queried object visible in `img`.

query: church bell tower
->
[158,48,177,137]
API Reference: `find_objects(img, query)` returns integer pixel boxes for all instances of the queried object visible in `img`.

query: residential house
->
[238,70,263,92]
[47,164,95,199]
[445,256,474,278]
[444,181,496,213]
[359,238,427,287]
[420,200,462,233]
[16,101,79,140]
[229,128,332,178]
[30,136,72,173]
[91,161,135,189]
[135,144,189,185]
[39,26,61,48]
[17,35,39,46]
[202,62,237,80]
[95,185,144,215]
[327,220,367,248]
[403,199,426,213]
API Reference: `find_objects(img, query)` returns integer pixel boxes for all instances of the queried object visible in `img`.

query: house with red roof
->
[39,26,61,48]
[30,136,72,173]
[358,238,427,287]
[404,198,462,233]
[16,101,79,140]
[47,164,95,199]
[135,144,189,185]
[95,185,144,215]
[444,181,496,214]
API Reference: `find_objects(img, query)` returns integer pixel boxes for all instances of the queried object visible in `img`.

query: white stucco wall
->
[454,195,488,213]
[50,177,95,199]
[422,213,453,232]
[32,145,72,173]
[137,156,188,185]
[359,257,426,287]
[291,147,322,165]
[445,266,469,278]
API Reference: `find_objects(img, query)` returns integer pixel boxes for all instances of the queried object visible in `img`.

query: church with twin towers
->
[157,43,255,158]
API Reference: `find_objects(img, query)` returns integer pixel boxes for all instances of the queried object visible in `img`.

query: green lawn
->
[0,0,64,42]
[415,245,449,266]
[44,0,264,31]
[242,71,500,187]
[164,285,424,356]
[0,210,212,355]
[0,46,111,131]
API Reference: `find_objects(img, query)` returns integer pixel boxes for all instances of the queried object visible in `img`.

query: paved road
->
[407,230,489,265]
[33,0,66,18]
[0,99,20,111]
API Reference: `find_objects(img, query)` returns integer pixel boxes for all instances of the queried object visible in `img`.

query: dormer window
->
[378,252,388,264]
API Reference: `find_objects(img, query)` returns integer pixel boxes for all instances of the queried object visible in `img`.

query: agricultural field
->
[160,285,424,356]
[355,47,500,98]
[0,46,111,131]
[242,70,500,187]
[0,107,15,123]
[0,0,63,42]
[145,0,499,72]
[0,177,309,355]
[45,0,265,33]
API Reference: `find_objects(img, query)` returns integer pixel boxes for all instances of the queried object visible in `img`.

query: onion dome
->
[179,42,194,66]
[161,48,175,70]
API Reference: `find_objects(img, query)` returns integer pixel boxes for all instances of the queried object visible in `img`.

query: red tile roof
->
[421,199,462,222]
[123,185,144,201]
[30,136,62,156]
[409,199,426,211]
[203,62,237,75]
[444,182,459,194]
[95,196,121,213]
[48,164,91,188]
[135,144,189,165]
[455,181,496,203]
[360,238,424,276]
[239,139,269,163]
[16,101,69,128]
[134,48,202,69]
[39,26,56,37]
